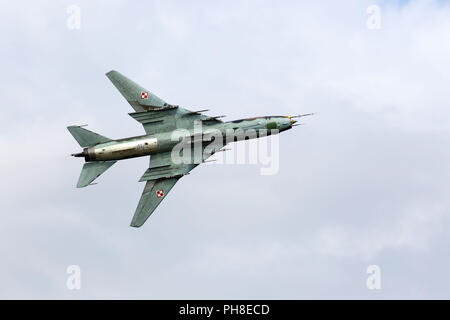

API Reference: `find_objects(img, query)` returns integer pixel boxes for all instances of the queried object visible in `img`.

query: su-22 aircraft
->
[68,71,313,228]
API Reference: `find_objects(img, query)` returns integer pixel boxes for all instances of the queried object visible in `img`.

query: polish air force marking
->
[156,189,164,198]
[140,91,149,99]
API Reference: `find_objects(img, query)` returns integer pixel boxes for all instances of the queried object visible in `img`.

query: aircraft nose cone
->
[290,119,297,125]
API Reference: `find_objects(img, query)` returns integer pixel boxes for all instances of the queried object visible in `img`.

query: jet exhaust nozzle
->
[71,148,92,161]
[71,152,85,157]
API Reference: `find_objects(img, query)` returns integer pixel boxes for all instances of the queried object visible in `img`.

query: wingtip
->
[130,222,142,228]
[105,70,117,77]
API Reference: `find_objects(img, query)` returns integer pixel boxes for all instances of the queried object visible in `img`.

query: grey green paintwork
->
[68,70,301,228]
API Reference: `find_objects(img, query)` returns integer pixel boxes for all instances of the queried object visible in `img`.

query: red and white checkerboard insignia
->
[140,91,149,100]
[156,189,164,198]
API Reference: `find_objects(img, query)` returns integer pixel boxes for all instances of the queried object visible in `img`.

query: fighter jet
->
[68,71,312,227]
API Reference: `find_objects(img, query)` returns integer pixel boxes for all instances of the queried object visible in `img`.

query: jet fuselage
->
[73,116,295,162]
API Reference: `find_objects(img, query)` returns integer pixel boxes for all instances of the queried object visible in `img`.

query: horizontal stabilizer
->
[77,161,116,188]
[67,126,112,148]
[106,70,167,111]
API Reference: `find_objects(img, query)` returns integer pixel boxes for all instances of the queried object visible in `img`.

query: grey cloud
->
[0,0,449,299]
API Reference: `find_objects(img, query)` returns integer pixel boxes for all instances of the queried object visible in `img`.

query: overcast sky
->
[1,0,450,299]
